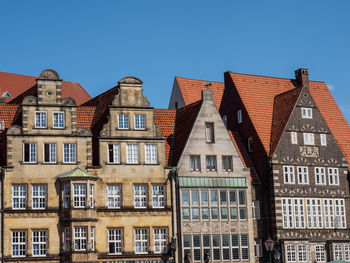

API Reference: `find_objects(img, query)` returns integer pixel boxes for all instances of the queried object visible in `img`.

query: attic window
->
[301,108,312,119]
[237,110,242,124]
[1,91,11,98]
[0,120,4,130]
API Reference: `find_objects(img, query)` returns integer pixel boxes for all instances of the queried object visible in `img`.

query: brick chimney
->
[294,68,309,88]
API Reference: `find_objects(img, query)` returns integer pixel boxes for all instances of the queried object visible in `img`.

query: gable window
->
[32,230,46,256]
[135,228,148,254]
[108,229,122,254]
[53,112,64,128]
[35,111,47,128]
[32,185,46,209]
[283,166,295,184]
[297,166,309,184]
[145,144,157,164]
[63,143,76,163]
[12,230,26,257]
[291,132,298,144]
[152,185,165,208]
[74,227,87,251]
[222,156,232,171]
[303,133,314,145]
[206,155,217,171]
[328,168,339,185]
[73,184,86,208]
[315,167,326,185]
[134,114,145,130]
[237,110,242,124]
[154,228,167,254]
[108,144,120,163]
[134,185,147,208]
[12,185,26,209]
[320,134,327,146]
[189,155,200,171]
[301,107,312,119]
[23,143,37,163]
[107,185,121,208]
[118,114,129,129]
[248,137,253,152]
[126,144,139,164]
[205,123,214,143]
[44,143,56,163]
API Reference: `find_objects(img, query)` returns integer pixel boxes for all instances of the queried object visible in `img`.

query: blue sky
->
[1,1,349,122]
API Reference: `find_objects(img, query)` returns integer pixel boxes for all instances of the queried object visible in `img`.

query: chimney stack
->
[294,68,309,88]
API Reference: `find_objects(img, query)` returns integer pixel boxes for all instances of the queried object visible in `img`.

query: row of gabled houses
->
[0,68,349,263]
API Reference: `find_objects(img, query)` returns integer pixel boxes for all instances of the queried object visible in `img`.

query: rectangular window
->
[205,123,214,143]
[73,184,86,208]
[63,185,70,208]
[44,143,56,163]
[212,234,220,260]
[222,234,230,260]
[315,245,325,262]
[324,199,334,228]
[108,144,120,163]
[23,143,37,163]
[64,227,71,251]
[134,228,148,254]
[282,198,293,228]
[63,143,76,163]
[241,234,249,260]
[152,185,165,208]
[286,244,296,262]
[222,115,227,127]
[32,185,46,209]
[303,133,315,145]
[315,167,326,185]
[206,155,217,171]
[32,230,46,256]
[126,144,139,164]
[248,137,253,152]
[0,120,5,130]
[118,114,129,129]
[283,166,295,184]
[320,134,327,146]
[35,111,47,128]
[107,185,121,208]
[74,227,87,251]
[145,144,157,164]
[154,228,167,254]
[190,155,200,171]
[222,156,233,171]
[328,167,339,185]
[252,201,260,220]
[108,229,122,254]
[231,234,239,260]
[334,199,346,229]
[301,107,312,119]
[181,189,190,206]
[53,111,64,128]
[306,199,323,229]
[294,198,305,229]
[90,227,95,251]
[12,185,26,209]
[89,184,94,208]
[134,185,147,208]
[291,132,298,144]
[297,166,309,184]
[237,109,242,124]
[134,114,145,129]
[12,231,26,257]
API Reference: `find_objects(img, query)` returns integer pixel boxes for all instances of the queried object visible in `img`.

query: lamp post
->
[265,236,275,263]
[274,249,281,263]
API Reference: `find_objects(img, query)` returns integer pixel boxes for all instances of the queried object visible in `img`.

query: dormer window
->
[53,112,65,128]
[134,114,145,130]
[301,107,312,119]
[118,114,129,129]
[237,110,242,124]
[35,111,47,128]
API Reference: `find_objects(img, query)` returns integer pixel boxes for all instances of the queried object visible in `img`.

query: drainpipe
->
[1,167,4,263]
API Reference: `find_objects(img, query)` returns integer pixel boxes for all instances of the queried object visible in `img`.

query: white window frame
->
[134,114,146,130]
[12,185,26,209]
[126,144,139,164]
[291,132,298,144]
[35,111,47,128]
[134,228,148,254]
[108,144,120,163]
[63,143,76,163]
[301,107,312,119]
[282,198,294,229]
[23,143,37,163]
[12,230,26,257]
[237,109,242,124]
[320,134,327,146]
[190,155,200,171]
[32,185,46,209]
[73,184,86,208]
[108,229,122,255]
[52,111,65,128]
[134,185,147,208]
[222,155,233,171]
[283,166,295,184]
[32,230,46,256]
[89,184,94,208]
[90,227,95,251]
[0,120,5,131]
[118,114,129,129]
[328,167,339,185]
[294,198,305,229]
[74,227,87,251]
[297,166,309,184]
[43,143,56,163]
[303,133,314,145]
[145,144,157,164]
[298,244,308,262]
[154,228,167,254]
[286,244,296,262]
[315,245,326,263]
[315,167,326,185]
[107,185,121,208]
[152,185,165,208]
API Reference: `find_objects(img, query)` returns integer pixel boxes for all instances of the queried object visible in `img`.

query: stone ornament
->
[299,146,319,158]
[62,97,77,106]
[77,127,92,136]
[22,96,37,105]
[7,125,21,135]
[38,69,60,80]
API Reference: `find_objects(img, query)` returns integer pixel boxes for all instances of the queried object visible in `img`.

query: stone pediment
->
[38,69,60,80]
[118,76,143,85]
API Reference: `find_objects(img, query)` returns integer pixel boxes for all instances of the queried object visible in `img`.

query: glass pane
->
[230,208,238,220]
[192,208,199,220]
[210,190,218,205]
[191,190,199,206]
[211,208,219,220]
[222,235,230,246]
[183,235,191,247]
[220,191,227,205]
[221,208,228,220]
[229,191,237,206]
[201,190,208,206]
[239,191,246,205]
[182,208,190,220]
[203,235,210,247]
[181,190,189,206]
[212,235,220,246]
[202,208,209,220]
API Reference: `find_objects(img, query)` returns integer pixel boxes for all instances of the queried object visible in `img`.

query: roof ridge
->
[175,76,223,84]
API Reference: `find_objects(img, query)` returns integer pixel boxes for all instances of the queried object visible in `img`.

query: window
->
[248,137,253,152]
[282,198,294,228]
[134,185,147,208]
[315,167,326,185]
[190,155,200,171]
[240,234,249,260]
[206,155,216,171]
[334,199,346,228]
[205,123,214,143]
[23,143,37,163]
[64,227,71,251]
[154,228,167,254]
[126,144,139,164]
[90,227,95,251]
[63,143,76,163]
[320,134,327,146]
[0,120,5,130]
[301,107,312,119]
[237,109,242,124]
[298,244,307,262]
[254,240,263,257]
[297,166,309,184]
[291,132,298,144]
[35,111,47,128]
[32,185,46,209]
[315,245,325,262]
[135,228,148,254]
[306,199,323,228]
[286,244,296,262]
[222,156,232,171]
[89,184,94,208]
[222,234,230,260]
[108,144,120,163]
[152,185,165,208]
[32,230,46,256]
[252,201,260,220]
[44,143,56,163]
[283,166,295,184]
[212,235,220,260]
[328,167,339,185]
[107,185,121,208]
[294,198,305,229]
[12,185,26,209]
[12,231,26,257]
[145,144,157,164]
[73,184,86,208]
[134,114,145,129]
[63,185,70,208]
[324,199,334,228]
[303,133,314,145]
[118,114,129,129]
[53,111,64,128]
[74,227,87,251]
[222,115,227,127]
[109,229,122,254]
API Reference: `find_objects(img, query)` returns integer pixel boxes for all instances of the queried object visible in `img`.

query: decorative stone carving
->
[112,94,121,106]
[22,96,37,105]
[39,69,60,80]
[155,123,163,138]
[77,127,92,136]
[202,89,214,101]
[100,123,109,137]
[7,125,21,135]
[62,97,76,106]
[301,124,315,131]
[299,146,319,158]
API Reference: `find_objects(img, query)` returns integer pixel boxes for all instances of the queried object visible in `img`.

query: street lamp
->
[274,249,281,263]
[265,236,275,263]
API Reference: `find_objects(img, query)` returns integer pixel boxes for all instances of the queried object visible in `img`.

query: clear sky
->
[1,1,349,122]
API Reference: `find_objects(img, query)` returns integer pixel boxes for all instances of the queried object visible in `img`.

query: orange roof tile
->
[77,106,96,129]
[0,72,91,105]
[176,77,224,108]
[0,104,19,134]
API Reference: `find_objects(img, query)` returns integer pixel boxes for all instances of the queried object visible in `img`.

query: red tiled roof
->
[154,109,176,166]
[176,77,224,108]
[77,106,96,129]
[228,72,350,163]
[0,72,91,105]
[0,104,19,134]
